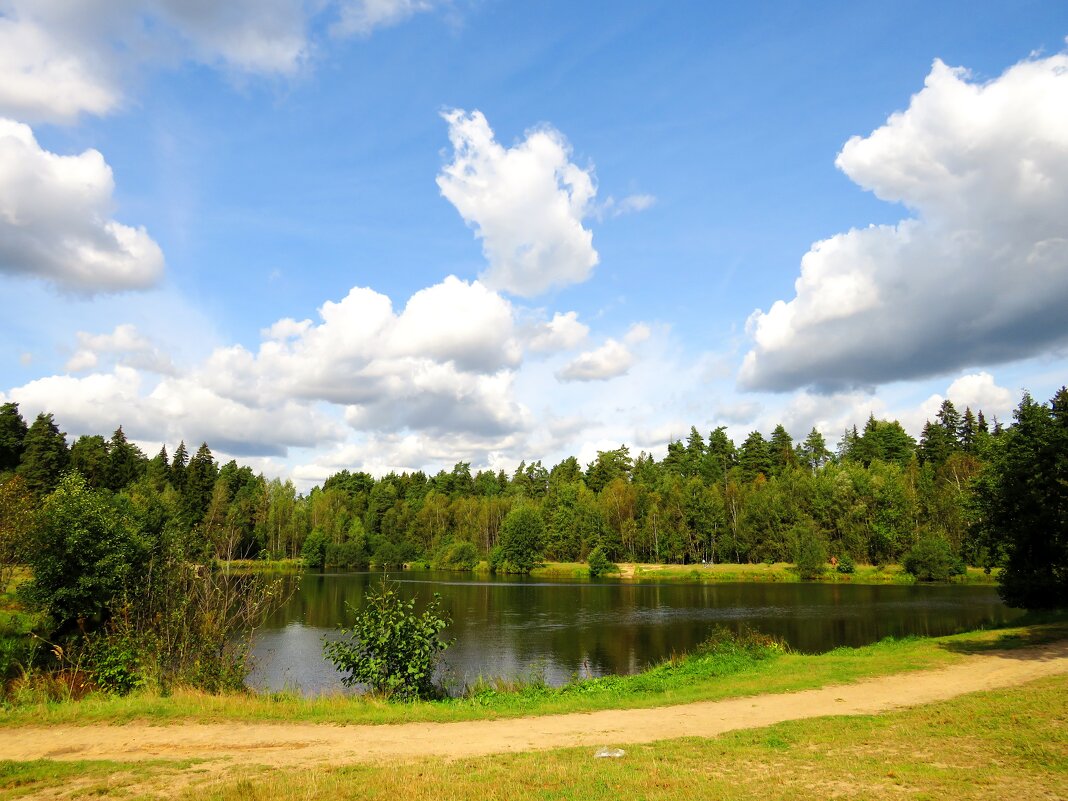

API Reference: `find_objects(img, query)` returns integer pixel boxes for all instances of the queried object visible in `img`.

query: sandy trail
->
[3,641,1066,767]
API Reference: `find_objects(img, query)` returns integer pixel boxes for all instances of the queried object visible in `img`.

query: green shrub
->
[323,579,452,701]
[371,541,402,568]
[586,546,617,578]
[835,553,856,574]
[325,539,369,569]
[301,529,329,569]
[794,532,828,580]
[433,540,480,571]
[491,505,544,574]
[904,536,966,582]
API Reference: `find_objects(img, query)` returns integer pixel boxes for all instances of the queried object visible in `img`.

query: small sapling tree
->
[324,579,452,700]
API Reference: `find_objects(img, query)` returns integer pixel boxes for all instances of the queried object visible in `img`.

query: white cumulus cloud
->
[740,50,1068,392]
[526,311,589,353]
[557,339,634,383]
[0,118,164,292]
[197,276,531,438]
[66,324,175,375]
[437,109,599,297]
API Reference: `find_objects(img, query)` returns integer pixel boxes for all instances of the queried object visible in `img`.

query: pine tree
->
[768,424,796,474]
[799,427,831,471]
[182,442,218,527]
[0,402,28,473]
[738,431,773,482]
[105,426,145,492]
[702,426,736,484]
[171,441,189,490]
[684,426,706,476]
[978,388,1068,608]
[146,445,169,491]
[70,435,109,488]
[959,408,978,453]
[17,413,69,495]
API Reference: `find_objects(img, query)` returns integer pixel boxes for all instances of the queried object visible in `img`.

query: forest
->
[2,391,1066,586]
[1,388,1065,673]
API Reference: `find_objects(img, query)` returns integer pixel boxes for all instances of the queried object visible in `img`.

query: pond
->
[246,570,1022,696]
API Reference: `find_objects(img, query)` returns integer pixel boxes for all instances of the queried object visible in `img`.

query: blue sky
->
[1,1,1066,486]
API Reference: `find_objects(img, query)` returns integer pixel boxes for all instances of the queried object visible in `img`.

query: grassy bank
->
[225,558,999,585]
[1,674,1063,800]
[531,560,998,584]
[2,620,1062,729]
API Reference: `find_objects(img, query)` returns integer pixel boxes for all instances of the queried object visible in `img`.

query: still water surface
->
[247,570,1021,695]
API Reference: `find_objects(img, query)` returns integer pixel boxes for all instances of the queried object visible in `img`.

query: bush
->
[433,540,480,571]
[21,472,147,632]
[491,505,544,574]
[326,539,369,569]
[586,546,617,578]
[301,529,329,569]
[835,553,856,574]
[323,579,452,701]
[904,536,966,582]
[794,532,828,580]
[371,541,402,568]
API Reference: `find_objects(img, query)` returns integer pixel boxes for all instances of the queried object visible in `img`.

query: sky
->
[1,0,1067,488]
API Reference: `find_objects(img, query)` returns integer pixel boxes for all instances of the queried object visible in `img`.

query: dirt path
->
[4,640,1067,768]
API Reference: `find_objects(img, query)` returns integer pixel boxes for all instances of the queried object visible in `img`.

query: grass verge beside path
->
[2,621,1063,729]
[1,675,1063,800]
[180,675,1068,801]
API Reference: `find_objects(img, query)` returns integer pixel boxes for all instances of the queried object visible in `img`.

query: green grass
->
[0,758,199,800]
[3,675,1063,800]
[2,620,1062,729]
[179,675,1068,801]
[620,560,997,585]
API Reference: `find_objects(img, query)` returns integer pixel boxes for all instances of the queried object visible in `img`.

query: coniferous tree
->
[959,408,978,453]
[977,388,1068,609]
[837,426,860,462]
[17,413,69,495]
[105,426,145,491]
[738,431,773,482]
[799,427,831,471]
[171,441,189,490]
[146,445,170,491]
[182,443,218,529]
[768,424,796,475]
[0,402,28,473]
[702,427,736,484]
[70,434,109,488]
[684,426,706,476]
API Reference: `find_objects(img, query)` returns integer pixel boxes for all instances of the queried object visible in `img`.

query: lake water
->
[246,570,1022,695]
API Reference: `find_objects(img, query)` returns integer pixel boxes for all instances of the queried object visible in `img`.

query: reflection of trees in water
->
[258,572,1020,687]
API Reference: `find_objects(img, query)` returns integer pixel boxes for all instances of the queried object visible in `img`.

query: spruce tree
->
[70,435,109,488]
[171,441,189,490]
[978,388,1068,609]
[0,402,28,473]
[738,431,773,482]
[182,442,218,527]
[17,413,69,495]
[799,427,831,471]
[768,424,796,474]
[105,426,145,492]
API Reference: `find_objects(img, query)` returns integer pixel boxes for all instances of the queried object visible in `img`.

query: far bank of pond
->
[247,568,1018,695]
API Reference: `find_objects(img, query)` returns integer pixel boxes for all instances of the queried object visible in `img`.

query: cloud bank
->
[0,118,164,292]
[740,51,1068,392]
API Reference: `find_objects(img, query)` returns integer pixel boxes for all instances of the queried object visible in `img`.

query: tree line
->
[1,388,1064,617]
